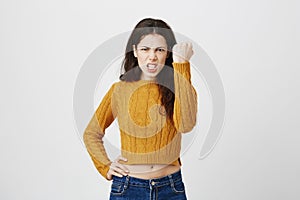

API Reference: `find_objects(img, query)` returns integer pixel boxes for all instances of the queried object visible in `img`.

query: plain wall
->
[0,0,299,199]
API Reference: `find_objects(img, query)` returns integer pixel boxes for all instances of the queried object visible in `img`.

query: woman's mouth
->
[146,64,158,73]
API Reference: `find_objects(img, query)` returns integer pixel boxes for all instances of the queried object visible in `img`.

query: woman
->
[83,18,198,199]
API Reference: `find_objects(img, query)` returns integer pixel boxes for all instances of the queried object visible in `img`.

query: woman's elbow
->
[176,115,197,133]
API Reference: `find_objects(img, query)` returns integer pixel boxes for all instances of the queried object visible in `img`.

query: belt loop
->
[149,179,153,189]
[124,175,130,189]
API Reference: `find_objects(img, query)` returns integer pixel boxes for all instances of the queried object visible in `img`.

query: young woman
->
[84,18,198,199]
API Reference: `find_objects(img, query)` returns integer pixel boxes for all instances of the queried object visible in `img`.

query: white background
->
[1,0,299,199]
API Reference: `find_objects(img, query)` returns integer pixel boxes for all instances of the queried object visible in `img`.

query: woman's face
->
[133,34,168,80]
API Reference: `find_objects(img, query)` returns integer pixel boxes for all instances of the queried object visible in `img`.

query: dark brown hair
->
[120,18,177,122]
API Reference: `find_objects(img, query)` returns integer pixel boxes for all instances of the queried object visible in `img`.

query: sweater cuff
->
[101,162,112,181]
[172,62,191,83]
[90,154,112,181]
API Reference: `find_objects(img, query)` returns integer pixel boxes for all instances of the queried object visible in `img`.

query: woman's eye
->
[157,48,165,52]
[140,48,148,51]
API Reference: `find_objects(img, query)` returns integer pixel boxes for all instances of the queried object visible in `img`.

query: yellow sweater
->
[83,62,197,180]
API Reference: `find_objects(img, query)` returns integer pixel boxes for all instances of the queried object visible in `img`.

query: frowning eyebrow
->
[137,46,167,49]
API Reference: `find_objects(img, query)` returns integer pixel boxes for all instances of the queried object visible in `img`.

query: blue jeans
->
[109,169,187,200]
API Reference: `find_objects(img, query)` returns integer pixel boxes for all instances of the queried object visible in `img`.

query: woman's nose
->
[148,50,157,60]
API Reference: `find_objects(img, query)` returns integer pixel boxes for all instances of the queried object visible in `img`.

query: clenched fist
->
[172,42,194,63]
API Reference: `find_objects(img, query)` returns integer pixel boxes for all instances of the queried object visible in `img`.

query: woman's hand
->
[172,42,194,63]
[106,156,130,180]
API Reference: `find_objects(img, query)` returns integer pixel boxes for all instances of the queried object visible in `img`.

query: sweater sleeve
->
[83,83,117,180]
[172,62,198,133]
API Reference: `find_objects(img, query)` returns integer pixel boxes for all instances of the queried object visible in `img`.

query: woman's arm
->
[172,62,198,133]
[172,42,198,133]
[83,83,117,180]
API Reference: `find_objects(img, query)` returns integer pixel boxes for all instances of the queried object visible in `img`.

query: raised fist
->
[172,42,194,63]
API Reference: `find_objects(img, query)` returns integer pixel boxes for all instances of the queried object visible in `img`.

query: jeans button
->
[151,181,155,186]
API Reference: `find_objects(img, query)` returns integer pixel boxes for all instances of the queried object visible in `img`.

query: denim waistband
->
[112,169,183,188]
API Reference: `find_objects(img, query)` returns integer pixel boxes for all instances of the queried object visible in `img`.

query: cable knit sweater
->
[83,62,197,180]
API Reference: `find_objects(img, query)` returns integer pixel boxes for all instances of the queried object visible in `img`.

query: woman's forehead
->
[137,34,167,47]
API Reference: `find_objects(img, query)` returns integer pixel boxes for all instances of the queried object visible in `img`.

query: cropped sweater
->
[83,62,198,180]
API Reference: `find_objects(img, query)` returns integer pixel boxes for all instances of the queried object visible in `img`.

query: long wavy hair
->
[120,18,177,122]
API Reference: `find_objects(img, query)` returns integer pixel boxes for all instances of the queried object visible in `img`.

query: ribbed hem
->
[119,150,180,164]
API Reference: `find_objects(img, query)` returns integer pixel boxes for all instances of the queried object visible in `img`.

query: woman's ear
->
[133,45,137,57]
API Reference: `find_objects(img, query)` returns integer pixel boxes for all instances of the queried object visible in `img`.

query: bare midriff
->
[123,164,181,179]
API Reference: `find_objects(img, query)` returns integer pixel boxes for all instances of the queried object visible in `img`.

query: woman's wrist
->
[173,58,189,63]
